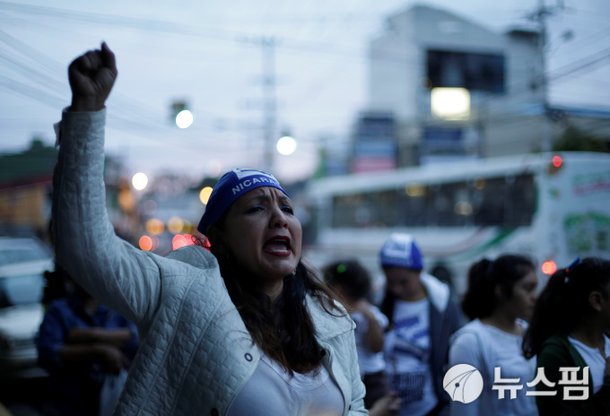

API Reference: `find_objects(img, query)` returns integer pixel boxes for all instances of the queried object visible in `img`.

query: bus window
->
[472,174,534,227]
[429,181,473,226]
[433,183,454,226]
[333,194,366,227]
[399,185,428,227]
[474,177,505,226]
[332,190,398,227]
[374,190,398,227]
[510,174,535,226]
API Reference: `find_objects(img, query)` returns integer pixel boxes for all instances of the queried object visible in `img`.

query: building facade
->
[364,5,548,168]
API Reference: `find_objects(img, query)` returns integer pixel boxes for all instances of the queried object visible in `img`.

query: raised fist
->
[68,42,117,112]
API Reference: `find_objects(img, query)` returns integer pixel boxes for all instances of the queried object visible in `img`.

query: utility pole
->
[527,0,564,152]
[260,37,277,173]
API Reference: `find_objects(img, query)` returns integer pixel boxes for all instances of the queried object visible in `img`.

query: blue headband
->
[197,168,288,235]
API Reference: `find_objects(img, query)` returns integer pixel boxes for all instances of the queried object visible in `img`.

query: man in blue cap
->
[378,233,462,416]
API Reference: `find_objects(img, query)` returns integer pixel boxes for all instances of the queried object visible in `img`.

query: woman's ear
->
[588,290,605,312]
[494,284,509,301]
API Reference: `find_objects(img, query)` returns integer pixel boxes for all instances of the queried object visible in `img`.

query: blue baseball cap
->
[197,168,288,235]
[379,233,424,270]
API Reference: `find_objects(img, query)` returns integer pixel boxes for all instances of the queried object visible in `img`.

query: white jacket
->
[52,109,367,416]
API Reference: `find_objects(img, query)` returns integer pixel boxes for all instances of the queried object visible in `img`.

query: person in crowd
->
[322,259,393,409]
[41,221,69,310]
[51,42,366,415]
[379,233,462,416]
[41,264,69,309]
[37,278,139,416]
[449,254,538,416]
[523,257,610,416]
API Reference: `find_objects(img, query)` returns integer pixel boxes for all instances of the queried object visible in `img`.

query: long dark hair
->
[206,231,341,374]
[322,259,372,301]
[522,257,610,359]
[461,254,535,320]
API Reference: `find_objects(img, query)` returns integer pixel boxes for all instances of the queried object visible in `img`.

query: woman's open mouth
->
[263,236,291,256]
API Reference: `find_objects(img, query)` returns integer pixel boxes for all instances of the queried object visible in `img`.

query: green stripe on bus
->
[446,228,517,262]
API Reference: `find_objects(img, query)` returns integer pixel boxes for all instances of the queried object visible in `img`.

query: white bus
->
[303,152,610,296]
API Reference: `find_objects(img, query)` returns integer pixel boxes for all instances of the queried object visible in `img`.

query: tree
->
[553,125,608,153]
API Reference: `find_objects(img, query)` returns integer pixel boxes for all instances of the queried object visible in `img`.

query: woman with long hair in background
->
[523,257,610,416]
[449,254,538,416]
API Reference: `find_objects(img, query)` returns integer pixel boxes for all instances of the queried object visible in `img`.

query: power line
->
[548,46,610,82]
[0,29,246,132]
[0,76,63,107]
[1,1,607,142]
[2,1,606,76]
[0,1,372,64]
[0,1,242,44]
[478,42,610,117]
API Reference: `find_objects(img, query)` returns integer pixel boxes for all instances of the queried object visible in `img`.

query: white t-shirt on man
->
[384,298,437,416]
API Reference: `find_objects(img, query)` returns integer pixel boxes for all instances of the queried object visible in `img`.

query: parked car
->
[0,237,53,379]
[0,236,51,266]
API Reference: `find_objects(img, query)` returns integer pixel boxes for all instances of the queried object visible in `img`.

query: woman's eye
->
[245,206,264,214]
[281,205,294,214]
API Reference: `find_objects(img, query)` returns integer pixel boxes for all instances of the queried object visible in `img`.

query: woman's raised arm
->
[53,43,164,330]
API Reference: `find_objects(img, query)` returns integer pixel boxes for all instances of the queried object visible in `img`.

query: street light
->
[276,135,297,156]
[175,109,194,129]
[131,172,149,191]
[170,100,193,128]
[199,186,213,205]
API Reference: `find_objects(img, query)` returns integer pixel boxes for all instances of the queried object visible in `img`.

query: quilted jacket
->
[52,109,367,415]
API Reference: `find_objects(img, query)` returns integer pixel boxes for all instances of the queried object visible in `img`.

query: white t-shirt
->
[385,298,437,416]
[351,304,388,375]
[568,336,610,394]
[449,320,538,416]
[227,354,344,416]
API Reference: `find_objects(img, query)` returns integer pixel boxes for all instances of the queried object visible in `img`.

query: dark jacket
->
[427,277,463,416]
[536,335,610,416]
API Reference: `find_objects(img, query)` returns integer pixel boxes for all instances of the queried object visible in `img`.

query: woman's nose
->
[270,207,288,227]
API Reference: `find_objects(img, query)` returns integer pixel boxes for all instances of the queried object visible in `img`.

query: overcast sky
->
[1,0,609,183]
